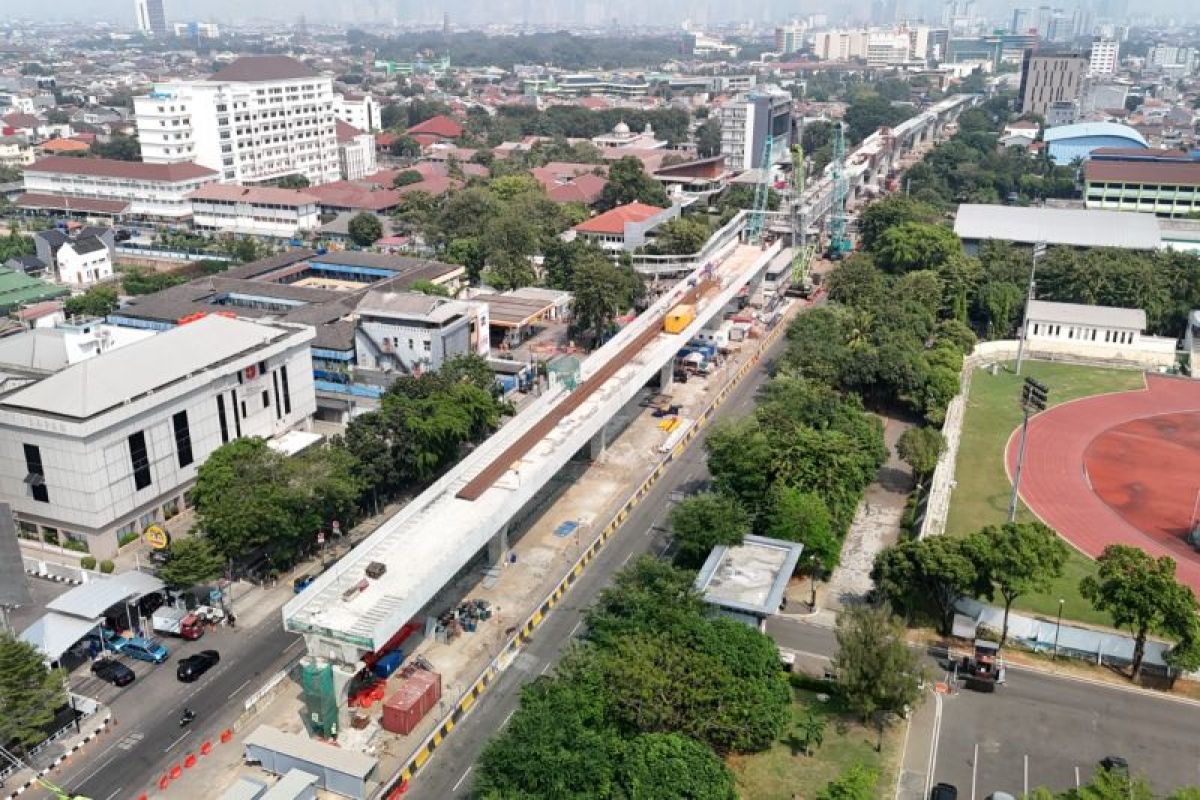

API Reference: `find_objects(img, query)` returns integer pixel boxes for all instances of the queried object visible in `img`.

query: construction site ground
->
[170,292,801,800]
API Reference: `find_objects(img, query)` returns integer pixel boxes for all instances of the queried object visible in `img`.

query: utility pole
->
[1007,376,1049,523]
[1014,241,1047,376]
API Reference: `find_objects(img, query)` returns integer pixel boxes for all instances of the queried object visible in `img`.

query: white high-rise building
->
[134,0,167,36]
[1089,39,1119,75]
[134,56,341,187]
[334,92,381,132]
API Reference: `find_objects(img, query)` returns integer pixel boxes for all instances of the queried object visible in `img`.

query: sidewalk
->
[1,703,113,800]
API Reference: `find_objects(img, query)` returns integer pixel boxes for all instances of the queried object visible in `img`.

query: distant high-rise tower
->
[134,0,168,36]
[1011,7,1031,33]
[442,11,450,33]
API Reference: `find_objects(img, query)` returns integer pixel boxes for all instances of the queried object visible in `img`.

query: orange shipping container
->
[381,671,442,735]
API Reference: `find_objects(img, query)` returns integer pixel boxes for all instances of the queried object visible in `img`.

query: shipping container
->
[663,304,696,334]
[381,671,442,735]
[372,650,405,679]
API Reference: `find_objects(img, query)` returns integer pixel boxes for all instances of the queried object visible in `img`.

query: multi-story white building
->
[774,23,806,55]
[0,135,33,168]
[334,93,380,132]
[716,86,793,171]
[354,290,488,375]
[189,184,321,239]
[1089,39,1119,76]
[134,0,167,36]
[335,120,377,181]
[22,156,219,221]
[0,315,316,558]
[172,21,220,38]
[54,237,112,286]
[134,55,341,187]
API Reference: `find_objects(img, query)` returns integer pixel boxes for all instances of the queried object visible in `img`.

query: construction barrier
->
[220,728,233,744]
[183,754,197,769]
[375,306,795,798]
[169,764,182,781]
[200,740,212,756]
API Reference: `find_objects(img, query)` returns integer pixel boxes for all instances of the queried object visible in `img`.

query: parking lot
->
[930,667,1200,797]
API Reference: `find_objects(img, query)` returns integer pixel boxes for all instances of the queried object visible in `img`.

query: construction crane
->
[746,129,776,246]
[827,121,853,259]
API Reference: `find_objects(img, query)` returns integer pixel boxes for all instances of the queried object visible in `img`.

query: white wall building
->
[353,290,486,375]
[134,55,341,187]
[22,156,219,221]
[1024,299,1177,367]
[1089,39,1119,76]
[333,93,380,132]
[716,86,793,171]
[0,315,316,558]
[0,136,33,168]
[173,22,220,38]
[189,184,321,239]
[55,238,113,286]
[335,120,377,181]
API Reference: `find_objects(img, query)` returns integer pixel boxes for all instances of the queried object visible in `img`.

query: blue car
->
[121,638,169,664]
[82,629,129,653]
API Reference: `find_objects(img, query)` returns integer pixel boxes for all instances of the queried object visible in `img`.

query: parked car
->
[90,659,135,687]
[293,574,316,593]
[931,785,958,800]
[1100,756,1129,774]
[176,650,220,682]
[82,629,128,654]
[122,638,169,664]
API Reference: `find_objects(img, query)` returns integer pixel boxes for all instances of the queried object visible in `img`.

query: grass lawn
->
[944,359,1146,627]
[729,687,904,800]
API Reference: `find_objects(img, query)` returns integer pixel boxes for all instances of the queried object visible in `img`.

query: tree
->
[647,216,712,255]
[0,633,67,755]
[391,169,423,188]
[705,417,774,514]
[348,212,383,247]
[598,156,669,210]
[193,438,298,560]
[872,536,983,635]
[817,763,879,800]
[618,732,737,800]
[158,535,224,589]
[873,221,962,274]
[833,606,924,750]
[585,557,709,647]
[571,251,638,344]
[791,707,827,756]
[1063,767,1155,800]
[668,492,750,569]
[895,426,946,485]
[64,285,118,317]
[275,174,310,189]
[967,522,1068,648]
[764,485,840,572]
[695,117,722,158]
[389,134,421,158]
[844,95,914,144]
[856,195,940,254]
[1080,545,1200,680]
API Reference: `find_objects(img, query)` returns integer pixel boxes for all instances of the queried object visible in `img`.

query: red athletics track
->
[1005,373,1200,594]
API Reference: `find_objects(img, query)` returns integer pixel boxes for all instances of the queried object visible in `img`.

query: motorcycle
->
[179,709,195,727]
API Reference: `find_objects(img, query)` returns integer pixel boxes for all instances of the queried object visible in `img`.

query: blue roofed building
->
[1044,122,1148,164]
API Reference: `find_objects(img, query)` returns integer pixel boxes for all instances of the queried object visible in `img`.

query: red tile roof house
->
[569,201,679,253]
[531,162,610,205]
[405,114,464,143]
[19,156,219,221]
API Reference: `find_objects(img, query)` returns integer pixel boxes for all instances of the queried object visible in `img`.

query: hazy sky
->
[7,0,1198,26]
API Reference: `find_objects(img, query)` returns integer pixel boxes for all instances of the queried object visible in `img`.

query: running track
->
[1005,373,1200,594]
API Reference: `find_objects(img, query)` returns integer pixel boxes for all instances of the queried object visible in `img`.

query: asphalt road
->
[929,665,1200,798]
[406,311,791,800]
[48,610,302,800]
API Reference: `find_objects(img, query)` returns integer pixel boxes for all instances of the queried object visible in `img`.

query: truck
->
[151,607,205,640]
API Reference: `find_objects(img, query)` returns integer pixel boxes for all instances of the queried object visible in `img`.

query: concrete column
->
[590,426,607,460]
[660,361,674,391]
[488,524,510,566]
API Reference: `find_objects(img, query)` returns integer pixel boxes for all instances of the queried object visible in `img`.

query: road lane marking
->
[103,788,122,800]
[620,551,634,568]
[568,620,583,638]
[1024,754,1029,797]
[971,742,979,800]
[75,754,118,786]
[500,709,515,728]
[452,765,473,793]
[163,730,192,753]
[924,692,944,799]
[228,677,252,698]
[1075,766,1081,788]
[285,639,303,653]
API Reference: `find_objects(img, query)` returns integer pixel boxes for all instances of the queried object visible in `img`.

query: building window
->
[241,400,248,419]
[262,390,270,409]
[230,390,242,437]
[172,410,194,467]
[280,364,292,414]
[23,443,48,503]
[216,396,229,443]
[272,371,282,420]
[128,431,152,491]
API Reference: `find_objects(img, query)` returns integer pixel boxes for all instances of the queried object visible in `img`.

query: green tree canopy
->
[873,221,963,274]
[833,606,925,750]
[856,195,941,253]
[348,212,384,247]
[64,285,118,318]
[764,485,840,572]
[967,522,1068,648]
[0,633,66,754]
[668,491,750,569]
[391,169,423,187]
[872,536,985,634]
[158,535,224,589]
[645,216,713,255]
[618,732,737,800]
[817,763,879,800]
[895,426,946,484]
[570,249,640,344]
[1080,545,1200,680]
[598,156,669,210]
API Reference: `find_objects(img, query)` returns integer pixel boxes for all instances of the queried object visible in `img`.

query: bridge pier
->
[488,523,511,565]
[660,361,674,391]
[590,426,608,460]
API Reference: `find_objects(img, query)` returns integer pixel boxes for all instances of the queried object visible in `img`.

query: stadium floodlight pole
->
[1008,377,1049,523]
[1014,241,1047,376]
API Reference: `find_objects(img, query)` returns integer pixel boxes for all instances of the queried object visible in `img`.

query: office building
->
[1011,7,1031,33]
[716,86,793,172]
[1147,45,1197,76]
[172,22,220,39]
[134,56,341,187]
[1018,51,1088,116]
[0,315,316,558]
[1084,158,1200,217]
[20,156,219,222]
[335,121,377,181]
[774,23,806,55]
[333,93,380,133]
[354,290,488,375]
[1089,39,1119,76]
[134,0,167,36]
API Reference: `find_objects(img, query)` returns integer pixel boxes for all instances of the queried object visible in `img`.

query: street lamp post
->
[1014,241,1047,376]
[1007,377,1050,523]
[808,556,819,611]
[1053,598,1065,660]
